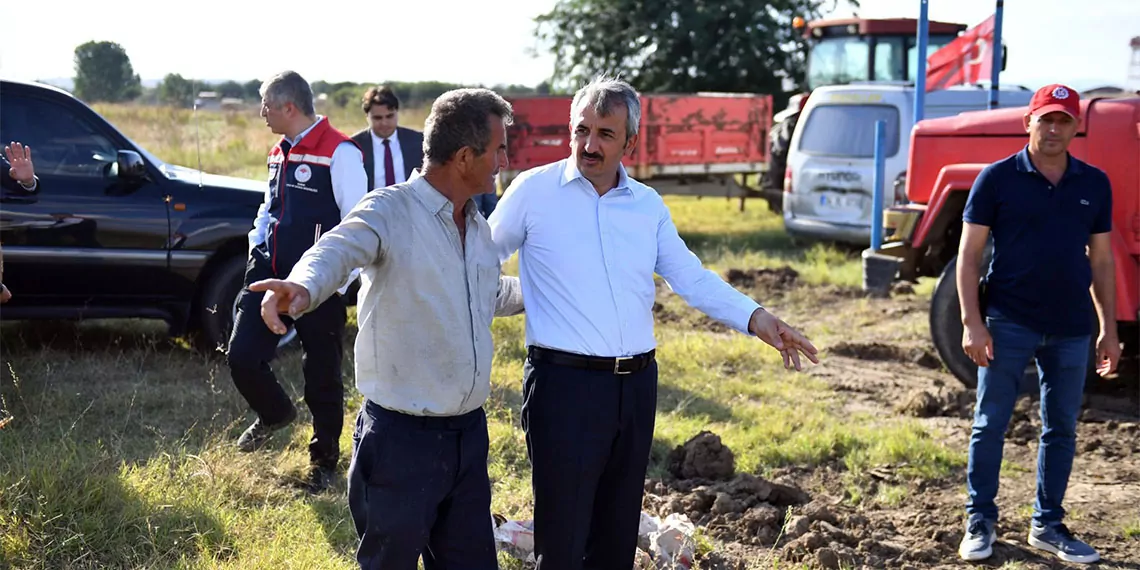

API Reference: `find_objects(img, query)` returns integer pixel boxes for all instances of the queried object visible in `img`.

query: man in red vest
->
[229,70,367,493]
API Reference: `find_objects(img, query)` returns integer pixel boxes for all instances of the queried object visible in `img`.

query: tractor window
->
[798,104,900,158]
[808,37,870,90]
[874,37,905,81]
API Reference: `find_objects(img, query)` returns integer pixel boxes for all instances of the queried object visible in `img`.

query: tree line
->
[65,0,851,110]
[67,40,556,109]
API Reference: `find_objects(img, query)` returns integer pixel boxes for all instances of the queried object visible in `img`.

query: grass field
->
[0,103,961,569]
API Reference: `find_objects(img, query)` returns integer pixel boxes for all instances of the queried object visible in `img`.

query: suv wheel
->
[197,256,297,354]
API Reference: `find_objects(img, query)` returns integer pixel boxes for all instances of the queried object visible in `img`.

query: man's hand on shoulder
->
[250,279,311,334]
[748,308,820,371]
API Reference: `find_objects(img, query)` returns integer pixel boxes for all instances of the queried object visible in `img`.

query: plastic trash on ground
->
[493,518,535,564]
[649,513,696,570]
[493,510,695,569]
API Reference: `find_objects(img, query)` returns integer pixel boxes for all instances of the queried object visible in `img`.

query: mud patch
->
[652,301,683,325]
[694,316,732,333]
[830,342,942,370]
[666,431,736,481]
[895,388,975,419]
[653,302,732,333]
[644,473,811,546]
[890,281,916,296]
[724,266,799,293]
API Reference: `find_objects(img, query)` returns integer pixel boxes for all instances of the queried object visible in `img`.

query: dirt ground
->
[645,267,1140,570]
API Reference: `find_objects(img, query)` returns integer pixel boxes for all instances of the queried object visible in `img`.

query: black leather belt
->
[527,346,655,375]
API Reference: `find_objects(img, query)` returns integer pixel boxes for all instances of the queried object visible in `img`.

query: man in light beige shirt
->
[251,88,522,570]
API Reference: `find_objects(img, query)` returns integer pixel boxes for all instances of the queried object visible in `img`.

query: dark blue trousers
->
[346,400,497,570]
[522,354,658,570]
[228,250,346,470]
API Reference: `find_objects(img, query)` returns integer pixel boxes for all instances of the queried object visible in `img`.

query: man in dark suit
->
[1,141,40,304]
[350,86,424,190]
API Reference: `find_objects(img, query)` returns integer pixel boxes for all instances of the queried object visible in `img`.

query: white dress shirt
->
[489,159,761,358]
[370,129,407,188]
[287,174,524,416]
[248,116,368,292]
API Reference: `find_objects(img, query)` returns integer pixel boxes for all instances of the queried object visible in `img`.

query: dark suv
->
[0,79,292,351]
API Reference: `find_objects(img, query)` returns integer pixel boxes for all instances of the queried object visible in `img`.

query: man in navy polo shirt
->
[954,83,1120,564]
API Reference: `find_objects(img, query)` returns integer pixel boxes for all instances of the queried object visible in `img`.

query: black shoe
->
[236,407,297,452]
[301,465,337,494]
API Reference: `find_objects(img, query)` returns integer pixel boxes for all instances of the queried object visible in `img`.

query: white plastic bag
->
[649,513,696,570]
[493,518,535,563]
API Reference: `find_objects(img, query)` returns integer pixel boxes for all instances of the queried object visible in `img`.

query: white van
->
[782,83,1033,245]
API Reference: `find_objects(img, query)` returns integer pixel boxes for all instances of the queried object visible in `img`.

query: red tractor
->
[875,95,1140,387]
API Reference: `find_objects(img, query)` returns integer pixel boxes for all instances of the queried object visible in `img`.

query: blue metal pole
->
[914,0,929,123]
[989,0,1004,109]
[871,120,886,251]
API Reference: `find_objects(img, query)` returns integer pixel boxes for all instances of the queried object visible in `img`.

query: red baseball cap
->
[1028,83,1080,119]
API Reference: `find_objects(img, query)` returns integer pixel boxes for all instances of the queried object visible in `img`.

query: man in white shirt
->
[250,88,524,570]
[489,76,819,569]
[350,85,425,190]
[230,70,368,494]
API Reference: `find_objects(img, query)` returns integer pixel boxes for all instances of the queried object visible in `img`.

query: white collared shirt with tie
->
[489,158,762,358]
[370,129,406,187]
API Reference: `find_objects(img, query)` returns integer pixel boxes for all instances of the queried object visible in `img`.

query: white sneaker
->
[959,517,996,561]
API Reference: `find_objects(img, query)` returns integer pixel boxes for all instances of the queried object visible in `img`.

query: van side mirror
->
[116,150,148,182]
[1001,45,1008,72]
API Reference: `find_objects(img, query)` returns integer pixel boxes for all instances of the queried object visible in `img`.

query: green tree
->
[158,73,195,107]
[73,41,142,102]
[217,80,245,99]
[243,79,262,101]
[534,0,856,96]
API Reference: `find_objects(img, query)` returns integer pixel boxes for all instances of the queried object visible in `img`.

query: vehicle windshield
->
[807,34,958,90]
[797,104,901,158]
[808,37,870,89]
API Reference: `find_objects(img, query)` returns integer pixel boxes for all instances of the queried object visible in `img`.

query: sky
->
[1,0,1137,92]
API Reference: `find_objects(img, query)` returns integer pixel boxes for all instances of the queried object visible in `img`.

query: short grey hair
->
[570,75,641,141]
[260,71,315,117]
[423,88,514,165]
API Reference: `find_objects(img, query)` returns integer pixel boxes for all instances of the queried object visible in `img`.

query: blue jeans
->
[966,308,1090,527]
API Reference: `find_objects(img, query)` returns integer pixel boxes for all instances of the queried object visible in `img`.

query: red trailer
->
[501,93,773,204]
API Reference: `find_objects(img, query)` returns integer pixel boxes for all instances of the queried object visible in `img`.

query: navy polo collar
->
[1014,145,1085,178]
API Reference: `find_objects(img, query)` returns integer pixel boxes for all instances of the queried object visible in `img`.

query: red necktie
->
[383,138,396,187]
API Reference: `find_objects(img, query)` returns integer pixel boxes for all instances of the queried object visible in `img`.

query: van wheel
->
[196,257,297,354]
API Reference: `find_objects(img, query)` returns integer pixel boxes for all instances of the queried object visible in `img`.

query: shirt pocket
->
[475,262,501,323]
